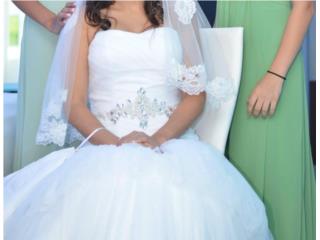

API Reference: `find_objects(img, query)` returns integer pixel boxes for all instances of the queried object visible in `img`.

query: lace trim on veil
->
[174,0,196,24]
[36,90,84,146]
[168,59,235,108]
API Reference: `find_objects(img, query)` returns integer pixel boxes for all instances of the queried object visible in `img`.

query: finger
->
[261,100,271,118]
[58,12,72,23]
[119,138,130,144]
[247,95,258,115]
[121,137,136,144]
[141,142,152,147]
[129,132,146,142]
[269,98,278,116]
[133,136,156,149]
[119,134,135,144]
[128,131,140,138]
[61,7,75,14]
[119,132,145,144]
[135,136,149,144]
[60,17,68,25]
[123,138,138,144]
[115,137,123,146]
[65,2,76,8]
[252,98,264,117]
[141,142,153,148]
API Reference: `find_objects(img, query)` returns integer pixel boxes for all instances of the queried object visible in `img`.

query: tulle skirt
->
[5,137,272,240]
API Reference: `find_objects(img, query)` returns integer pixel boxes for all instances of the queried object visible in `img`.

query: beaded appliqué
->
[174,0,196,24]
[95,88,175,129]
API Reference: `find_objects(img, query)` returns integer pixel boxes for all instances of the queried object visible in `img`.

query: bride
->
[4,1,272,239]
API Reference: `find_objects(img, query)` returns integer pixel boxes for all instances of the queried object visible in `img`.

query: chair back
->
[195,27,244,153]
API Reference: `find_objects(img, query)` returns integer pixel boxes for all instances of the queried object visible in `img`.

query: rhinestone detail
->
[94,88,176,129]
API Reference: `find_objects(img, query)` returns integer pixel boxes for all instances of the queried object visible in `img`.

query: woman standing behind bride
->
[11,1,75,172]
[5,1,271,239]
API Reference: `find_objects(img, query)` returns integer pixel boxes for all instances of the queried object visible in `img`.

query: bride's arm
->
[153,92,206,144]
[151,15,206,145]
[68,21,119,145]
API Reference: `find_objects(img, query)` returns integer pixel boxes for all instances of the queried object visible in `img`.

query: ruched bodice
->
[88,27,183,137]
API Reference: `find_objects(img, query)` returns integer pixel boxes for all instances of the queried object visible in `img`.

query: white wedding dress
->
[4,27,272,240]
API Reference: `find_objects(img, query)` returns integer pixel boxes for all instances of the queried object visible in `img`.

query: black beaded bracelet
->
[267,70,286,81]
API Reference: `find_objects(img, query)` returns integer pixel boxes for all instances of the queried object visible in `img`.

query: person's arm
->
[248,1,314,117]
[12,1,75,34]
[68,20,119,145]
[119,92,206,147]
[153,92,205,144]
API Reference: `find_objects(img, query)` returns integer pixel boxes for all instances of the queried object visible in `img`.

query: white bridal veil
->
[36,0,232,147]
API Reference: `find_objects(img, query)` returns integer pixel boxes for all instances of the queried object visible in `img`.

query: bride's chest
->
[88,27,182,73]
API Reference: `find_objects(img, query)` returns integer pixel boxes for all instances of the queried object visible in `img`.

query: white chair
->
[4,93,18,176]
[196,27,244,154]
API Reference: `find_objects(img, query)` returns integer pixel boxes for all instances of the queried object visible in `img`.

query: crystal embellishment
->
[95,88,175,129]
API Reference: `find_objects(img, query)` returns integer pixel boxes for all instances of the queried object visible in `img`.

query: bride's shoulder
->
[82,15,100,44]
[87,25,100,44]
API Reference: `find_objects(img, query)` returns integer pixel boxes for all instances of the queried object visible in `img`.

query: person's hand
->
[247,72,284,117]
[49,2,76,34]
[118,131,161,149]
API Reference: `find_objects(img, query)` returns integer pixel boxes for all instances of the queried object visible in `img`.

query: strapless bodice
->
[88,27,183,137]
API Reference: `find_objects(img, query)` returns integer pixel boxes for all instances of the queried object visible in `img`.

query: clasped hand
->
[117,131,161,149]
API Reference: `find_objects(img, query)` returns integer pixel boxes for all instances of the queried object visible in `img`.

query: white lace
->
[36,118,67,147]
[168,59,235,108]
[205,77,235,109]
[36,90,68,147]
[174,0,196,24]
[36,90,84,146]
[168,59,206,95]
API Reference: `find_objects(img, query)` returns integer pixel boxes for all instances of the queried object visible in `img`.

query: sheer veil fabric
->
[36,0,232,147]
[5,2,274,239]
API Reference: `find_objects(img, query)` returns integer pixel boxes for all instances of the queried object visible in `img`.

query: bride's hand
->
[247,73,284,117]
[118,131,161,148]
[49,2,76,34]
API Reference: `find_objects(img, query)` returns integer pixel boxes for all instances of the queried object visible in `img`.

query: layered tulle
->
[5,138,271,240]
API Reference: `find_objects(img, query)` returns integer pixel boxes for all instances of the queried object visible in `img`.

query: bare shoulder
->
[82,15,100,44]
[87,24,100,44]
